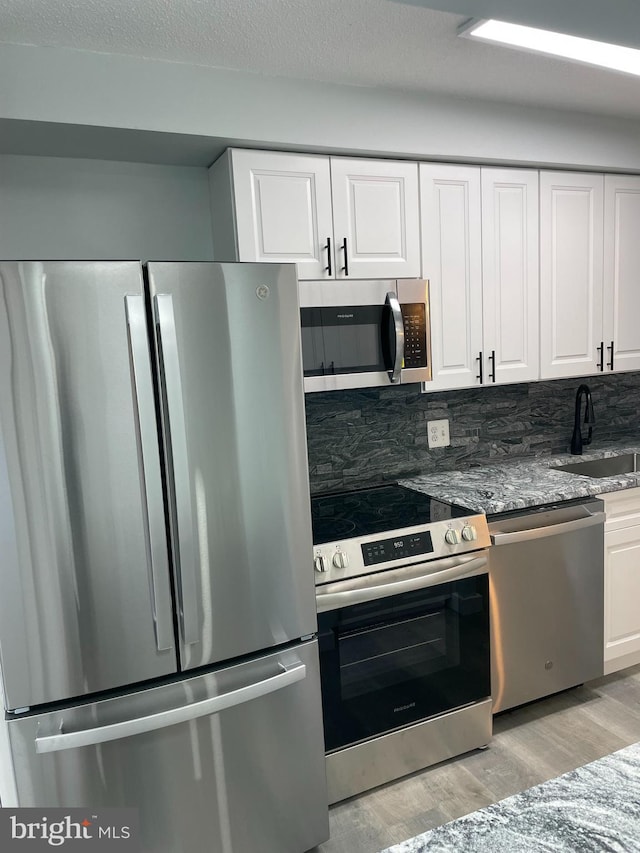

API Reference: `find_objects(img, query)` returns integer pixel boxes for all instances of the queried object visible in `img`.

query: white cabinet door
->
[330,158,420,280]
[603,175,640,373]
[230,149,334,280]
[481,169,539,385]
[420,164,483,390]
[540,172,604,379]
[604,523,640,673]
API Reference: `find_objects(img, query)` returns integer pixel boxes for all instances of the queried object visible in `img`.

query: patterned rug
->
[380,742,640,852]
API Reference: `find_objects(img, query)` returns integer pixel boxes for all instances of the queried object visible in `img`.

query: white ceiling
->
[2,0,640,121]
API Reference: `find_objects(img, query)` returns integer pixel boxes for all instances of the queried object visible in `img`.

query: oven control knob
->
[461,525,477,542]
[314,555,328,573]
[445,528,461,545]
[333,551,349,569]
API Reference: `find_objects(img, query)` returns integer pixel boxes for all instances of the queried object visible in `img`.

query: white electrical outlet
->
[427,419,450,449]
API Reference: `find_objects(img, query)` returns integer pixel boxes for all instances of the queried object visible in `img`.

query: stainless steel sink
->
[554,453,640,478]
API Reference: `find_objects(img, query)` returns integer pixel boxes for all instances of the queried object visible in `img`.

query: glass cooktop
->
[310,483,471,545]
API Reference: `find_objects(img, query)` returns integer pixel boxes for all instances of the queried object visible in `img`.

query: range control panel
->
[362,531,434,566]
[313,515,491,585]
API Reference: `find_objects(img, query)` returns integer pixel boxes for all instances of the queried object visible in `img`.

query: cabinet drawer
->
[601,488,640,531]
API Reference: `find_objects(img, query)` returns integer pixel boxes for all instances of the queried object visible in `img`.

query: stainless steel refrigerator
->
[0,260,329,852]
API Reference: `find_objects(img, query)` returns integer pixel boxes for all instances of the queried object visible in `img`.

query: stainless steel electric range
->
[311,483,492,804]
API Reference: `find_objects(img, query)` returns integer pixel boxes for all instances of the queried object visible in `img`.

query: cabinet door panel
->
[420,164,482,390]
[604,525,640,670]
[604,175,640,373]
[331,158,420,279]
[540,172,604,379]
[481,169,539,384]
[231,150,333,280]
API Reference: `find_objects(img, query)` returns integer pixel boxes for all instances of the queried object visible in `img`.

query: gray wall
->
[0,155,214,260]
[305,374,640,494]
[4,43,640,172]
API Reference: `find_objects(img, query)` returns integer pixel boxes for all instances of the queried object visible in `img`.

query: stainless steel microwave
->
[299,279,431,392]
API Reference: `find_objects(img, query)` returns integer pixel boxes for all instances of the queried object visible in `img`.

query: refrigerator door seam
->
[154,293,200,647]
[124,293,175,652]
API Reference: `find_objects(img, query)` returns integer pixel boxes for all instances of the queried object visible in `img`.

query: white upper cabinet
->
[420,164,539,391]
[540,172,640,379]
[209,149,334,280]
[329,158,420,279]
[481,168,539,385]
[603,175,640,373]
[420,164,483,390]
[540,172,605,379]
[209,149,420,280]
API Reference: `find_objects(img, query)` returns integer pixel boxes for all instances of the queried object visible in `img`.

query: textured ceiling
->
[2,0,640,120]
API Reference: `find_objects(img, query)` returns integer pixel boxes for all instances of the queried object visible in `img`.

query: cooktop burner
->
[311,483,470,545]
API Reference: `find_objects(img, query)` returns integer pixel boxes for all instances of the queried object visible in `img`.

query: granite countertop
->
[400,440,640,515]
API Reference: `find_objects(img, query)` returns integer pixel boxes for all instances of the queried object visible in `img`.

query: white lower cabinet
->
[601,489,640,674]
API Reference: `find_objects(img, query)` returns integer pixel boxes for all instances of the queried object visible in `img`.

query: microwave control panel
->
[401,303,428,368]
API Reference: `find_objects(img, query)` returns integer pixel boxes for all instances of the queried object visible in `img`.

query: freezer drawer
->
[6,640,329,853]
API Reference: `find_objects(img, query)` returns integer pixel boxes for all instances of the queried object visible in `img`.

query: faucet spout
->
[570,384,595,455]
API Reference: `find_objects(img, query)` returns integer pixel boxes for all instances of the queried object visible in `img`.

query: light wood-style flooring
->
[313,664,640,853]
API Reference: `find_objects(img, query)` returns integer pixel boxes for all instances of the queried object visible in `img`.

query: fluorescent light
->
[460,18,640,77]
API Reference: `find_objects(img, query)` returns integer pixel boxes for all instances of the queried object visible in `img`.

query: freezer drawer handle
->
[154,293,200,646]
[491,511,605,546]
[316,554,487,612]
[34,660,306,754]
[124,294,175,652]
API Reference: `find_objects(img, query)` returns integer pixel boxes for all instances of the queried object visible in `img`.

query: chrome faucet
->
[570,384,595,455]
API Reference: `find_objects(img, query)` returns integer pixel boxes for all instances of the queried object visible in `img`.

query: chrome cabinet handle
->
[476,351,484,384]
[316,554,488,612]
[489,349,496,383]
[124,294,174,652]
[386,291,405,384]
[491,511,605,546]
[35,661,306,753]
[154,294,199,646]
[607,340,614,371]
[597,341,604,372]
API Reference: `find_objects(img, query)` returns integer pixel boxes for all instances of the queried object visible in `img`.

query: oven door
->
[300,279,430,392]
[316,553,490,752]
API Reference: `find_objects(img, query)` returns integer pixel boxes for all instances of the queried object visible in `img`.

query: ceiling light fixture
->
[459,18,640,77]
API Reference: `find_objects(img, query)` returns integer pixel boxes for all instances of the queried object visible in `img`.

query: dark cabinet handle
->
[489,350,496,383]
[597,341,604,372]
[341,237,349,276]
[476,351,484,384]
[324,237,332,277]
[607,340,614,371]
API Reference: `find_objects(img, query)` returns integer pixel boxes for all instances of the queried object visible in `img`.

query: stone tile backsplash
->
[305,373,640,494]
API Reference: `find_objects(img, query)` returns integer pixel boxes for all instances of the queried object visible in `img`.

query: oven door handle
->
[315,554,487,612]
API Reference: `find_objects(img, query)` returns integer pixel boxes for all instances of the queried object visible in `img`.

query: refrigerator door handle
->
[154,293,200,646]
[34,661,307,754]
[124,294,174,652]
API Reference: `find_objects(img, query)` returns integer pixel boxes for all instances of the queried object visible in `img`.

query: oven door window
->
[317,574,490,752]
[301,305,394,377]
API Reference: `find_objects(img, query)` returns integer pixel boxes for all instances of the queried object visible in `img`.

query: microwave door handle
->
[385,291,404,384]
